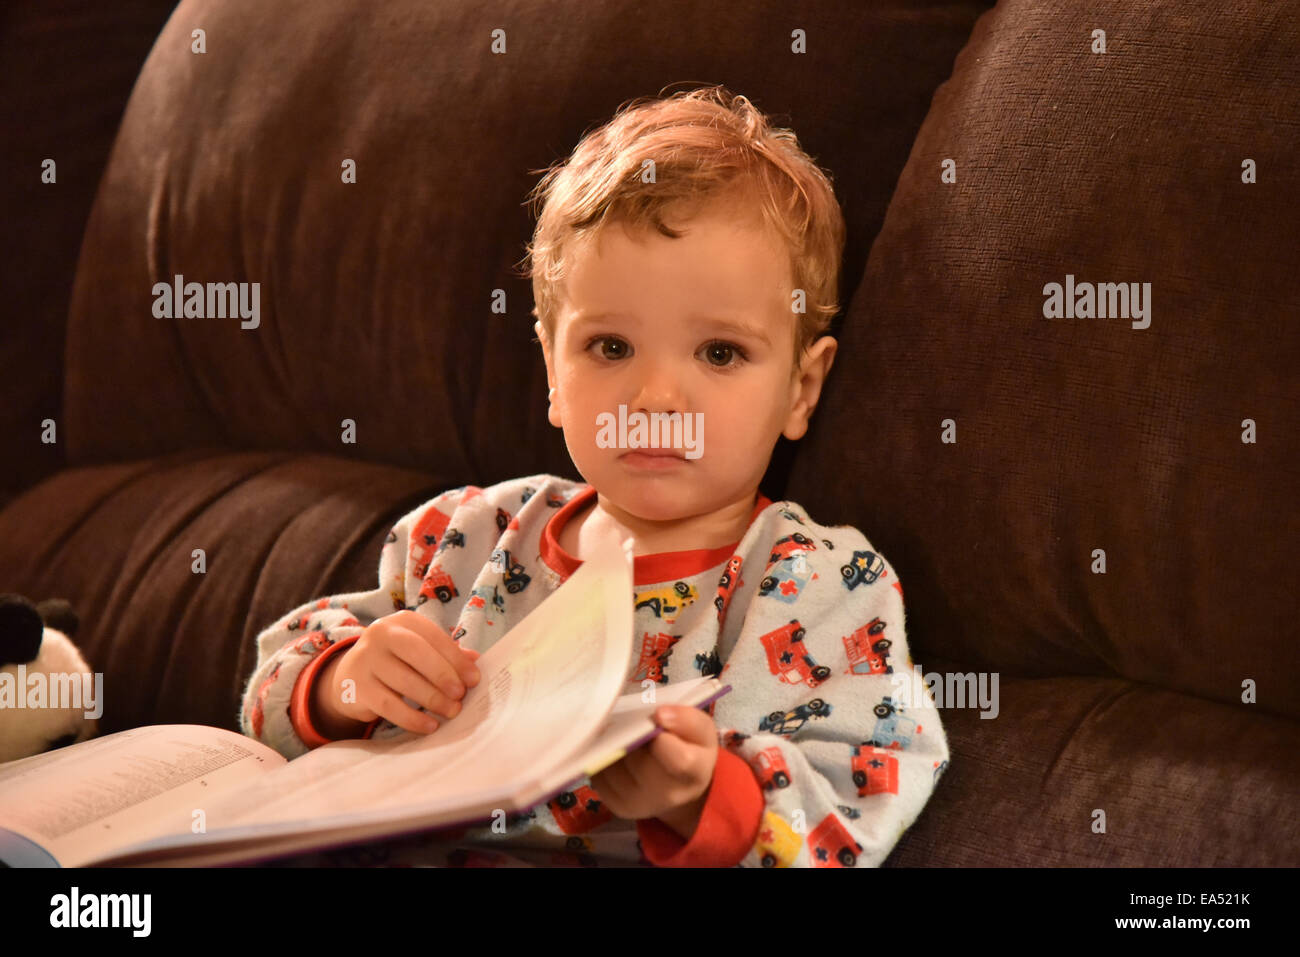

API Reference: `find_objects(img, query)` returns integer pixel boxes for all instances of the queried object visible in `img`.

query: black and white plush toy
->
[0,594,99,763]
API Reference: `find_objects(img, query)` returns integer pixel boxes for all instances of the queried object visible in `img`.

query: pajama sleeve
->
[237,486,468,760]
[705,532,951,867]
[634,745,767,867]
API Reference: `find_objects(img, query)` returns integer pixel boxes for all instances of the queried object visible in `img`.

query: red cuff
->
[636,747,765,867]
[289,636,382,748]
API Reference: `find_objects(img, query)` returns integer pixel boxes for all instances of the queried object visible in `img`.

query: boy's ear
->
[534,320,553,373]
[535,321,562,428]
[783,336,838,441]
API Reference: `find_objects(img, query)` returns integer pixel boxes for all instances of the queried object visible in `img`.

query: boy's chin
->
[602,474,718,514]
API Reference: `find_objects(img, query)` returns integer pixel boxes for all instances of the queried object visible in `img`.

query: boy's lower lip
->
[620,451,688,469]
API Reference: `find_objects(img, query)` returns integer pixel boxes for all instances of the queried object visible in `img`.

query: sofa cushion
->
[0,450,458,734]
[789,0,1300,718]
[884,658,1298,866]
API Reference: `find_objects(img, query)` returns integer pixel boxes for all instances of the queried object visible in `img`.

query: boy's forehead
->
[566,305,782,347]
[578,190,785,266]
[563,210,793,325]
[557,304,797,362]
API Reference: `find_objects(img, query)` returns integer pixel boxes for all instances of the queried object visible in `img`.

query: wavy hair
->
[515,84,846,368]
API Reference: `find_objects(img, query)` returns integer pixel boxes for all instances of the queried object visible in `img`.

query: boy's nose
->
[630,361,685,413]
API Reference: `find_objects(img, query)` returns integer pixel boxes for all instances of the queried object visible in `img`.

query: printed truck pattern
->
[239,473,950,867]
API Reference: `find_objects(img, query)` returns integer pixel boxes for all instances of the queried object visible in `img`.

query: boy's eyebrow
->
[571,311,772,345]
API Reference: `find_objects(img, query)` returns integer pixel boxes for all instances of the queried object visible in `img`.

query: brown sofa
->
[3,0,1295,866]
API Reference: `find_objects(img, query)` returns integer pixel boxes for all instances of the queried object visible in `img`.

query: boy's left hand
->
[591,705,718,833]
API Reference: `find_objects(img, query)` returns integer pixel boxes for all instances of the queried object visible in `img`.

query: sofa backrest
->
[789,0,1300,718]
[1,0,179,499]
[64,0,992,495]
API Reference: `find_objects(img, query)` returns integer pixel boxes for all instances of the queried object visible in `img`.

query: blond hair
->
[516,85,846,369]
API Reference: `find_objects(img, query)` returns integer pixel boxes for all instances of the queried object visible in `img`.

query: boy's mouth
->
[620,450,688,468]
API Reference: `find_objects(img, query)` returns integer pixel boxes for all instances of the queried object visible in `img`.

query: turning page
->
[105,529,639,858]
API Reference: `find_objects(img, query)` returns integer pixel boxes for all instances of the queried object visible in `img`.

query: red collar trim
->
[540,485,774,585]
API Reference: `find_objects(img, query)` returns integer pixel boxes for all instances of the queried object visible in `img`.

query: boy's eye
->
[701,341,747,368]
[586,336,629,360]
[584,336,748,369]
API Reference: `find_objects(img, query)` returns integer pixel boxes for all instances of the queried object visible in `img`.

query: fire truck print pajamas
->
[239,473,950,867]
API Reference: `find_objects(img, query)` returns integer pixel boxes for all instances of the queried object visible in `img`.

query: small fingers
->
[370,683,443,735]
[376,655,464,723]
[392,611,481,688]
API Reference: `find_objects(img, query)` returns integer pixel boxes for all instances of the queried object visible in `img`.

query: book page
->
[0,725,285,867]
[146,530,638,842]
[95,679,731,868]
[534,678,733,796]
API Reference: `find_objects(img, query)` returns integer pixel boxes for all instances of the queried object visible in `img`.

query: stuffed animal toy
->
[0,593,99,763]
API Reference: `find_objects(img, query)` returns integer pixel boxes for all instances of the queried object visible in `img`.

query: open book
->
[0,532,730,867]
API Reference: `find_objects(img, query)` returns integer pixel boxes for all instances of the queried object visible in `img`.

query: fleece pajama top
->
[239,473,950,868]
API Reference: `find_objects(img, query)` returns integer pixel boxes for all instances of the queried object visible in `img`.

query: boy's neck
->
[562,490,758,560]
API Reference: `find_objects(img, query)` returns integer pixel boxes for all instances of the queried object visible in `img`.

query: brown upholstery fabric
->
[786,0,1300,864]
[61,0,992,488]
[885,656,1299,866]
[6,0,992,849]
[0,0,180,499]
[790,1,1300,720]
[0,450,459,733]
[4,0,1294,866]
[26,0,993,732]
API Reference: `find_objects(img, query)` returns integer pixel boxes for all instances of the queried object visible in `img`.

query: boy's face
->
[536,198,837,526]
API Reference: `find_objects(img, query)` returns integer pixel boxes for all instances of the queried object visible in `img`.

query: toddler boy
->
[240,85,949,867]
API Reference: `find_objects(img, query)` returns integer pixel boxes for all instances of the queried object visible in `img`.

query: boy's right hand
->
[314,610,481,737]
